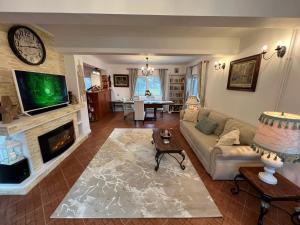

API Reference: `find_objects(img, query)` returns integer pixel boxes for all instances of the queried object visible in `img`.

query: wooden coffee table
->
[232,167,300,225]
[152,128,185,171]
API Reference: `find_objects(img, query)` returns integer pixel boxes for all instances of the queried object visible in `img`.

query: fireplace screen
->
[38,121,75,163]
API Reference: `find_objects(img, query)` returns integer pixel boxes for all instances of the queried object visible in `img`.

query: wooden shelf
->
[168,74,185,113]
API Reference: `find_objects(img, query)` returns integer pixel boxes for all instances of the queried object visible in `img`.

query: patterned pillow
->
[216,129,240,146]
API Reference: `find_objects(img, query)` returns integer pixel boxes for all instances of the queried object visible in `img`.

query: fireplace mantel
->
[0,103,90,195]
[0,104,83,136]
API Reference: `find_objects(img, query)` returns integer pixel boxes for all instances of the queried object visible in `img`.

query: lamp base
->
[258,169,277,185]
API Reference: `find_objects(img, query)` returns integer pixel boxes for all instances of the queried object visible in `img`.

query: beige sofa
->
[180,108,262,180]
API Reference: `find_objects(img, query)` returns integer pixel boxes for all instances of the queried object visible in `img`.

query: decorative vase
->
[258,153,283,185]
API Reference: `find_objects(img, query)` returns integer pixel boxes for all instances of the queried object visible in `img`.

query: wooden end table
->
[231,167,300,225]
[152,128,185,171]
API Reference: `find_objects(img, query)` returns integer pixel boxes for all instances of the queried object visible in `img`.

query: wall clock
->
[8,25,46,65]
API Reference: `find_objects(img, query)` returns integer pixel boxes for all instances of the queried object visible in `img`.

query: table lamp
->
[185,96,200,110]
[252,112,300,185]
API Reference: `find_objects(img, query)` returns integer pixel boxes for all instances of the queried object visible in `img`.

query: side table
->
[231,167,300,225]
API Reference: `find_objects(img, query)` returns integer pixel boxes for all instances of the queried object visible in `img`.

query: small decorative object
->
[185,96,200,110]
[252,111,300,185]
[0,137,24,165]
[160,129,171,144]
[145,90,151,97]
[68,91,78,105]
[0,96,18,124]
[113,74,129,87]
[141,57,154,76]
[227,54,261,92]
[174,68,179,73]
[8,25,46,65]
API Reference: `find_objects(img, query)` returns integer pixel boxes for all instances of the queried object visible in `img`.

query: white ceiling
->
[94,55,202,65]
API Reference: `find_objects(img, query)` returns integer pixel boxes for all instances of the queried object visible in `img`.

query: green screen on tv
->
[14,70,69,113]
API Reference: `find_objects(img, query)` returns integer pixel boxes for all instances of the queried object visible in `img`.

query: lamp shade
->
[253,112,300,156]
[186,96,199,105]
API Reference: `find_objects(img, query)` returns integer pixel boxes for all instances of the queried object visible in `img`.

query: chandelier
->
[141,57,154,76]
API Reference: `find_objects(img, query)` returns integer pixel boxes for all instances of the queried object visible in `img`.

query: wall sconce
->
[261,41,287,60]
[214,61,226,70]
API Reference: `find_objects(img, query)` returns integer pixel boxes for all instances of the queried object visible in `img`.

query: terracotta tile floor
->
[0,112,296,225]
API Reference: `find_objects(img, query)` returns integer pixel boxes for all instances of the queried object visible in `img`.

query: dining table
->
[120,100,174,120]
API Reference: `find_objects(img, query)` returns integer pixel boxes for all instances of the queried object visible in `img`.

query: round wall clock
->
[8,25,46,65]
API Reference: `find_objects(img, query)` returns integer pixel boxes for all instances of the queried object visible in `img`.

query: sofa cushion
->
[183,109,198,122]
[197,108,211,121]
[216,129,240,146]
[195,117,218,135]
[221,118,256,145]
[208,111,230,136]
[181,120,218,164]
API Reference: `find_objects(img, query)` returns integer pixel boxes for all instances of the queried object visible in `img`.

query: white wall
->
[202,28,295,125]
[64,55,91,136]
[108,64,186,101]
[278,30,300,114]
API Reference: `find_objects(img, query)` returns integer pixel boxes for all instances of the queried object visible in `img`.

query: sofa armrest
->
[180,110,185,120]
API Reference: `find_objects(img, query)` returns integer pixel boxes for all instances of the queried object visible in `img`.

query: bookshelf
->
[168,74,185,113]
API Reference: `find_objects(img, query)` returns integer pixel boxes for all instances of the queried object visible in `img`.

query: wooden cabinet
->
[87,90,112,121]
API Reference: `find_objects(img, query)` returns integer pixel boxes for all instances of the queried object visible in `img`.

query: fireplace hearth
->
[38,121,75,163]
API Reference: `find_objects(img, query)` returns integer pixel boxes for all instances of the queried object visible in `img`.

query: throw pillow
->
[195,117,218,135]
[216,129,240,146]
[183,109,198,123]
[208,111,229,136]
[197,108,211,121]
[221,118,256,145]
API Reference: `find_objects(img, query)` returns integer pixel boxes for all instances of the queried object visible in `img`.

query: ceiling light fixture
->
[141,57,154,76]
[261,41,287,60]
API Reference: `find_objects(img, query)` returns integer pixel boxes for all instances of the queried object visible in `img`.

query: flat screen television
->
[13,70,69,115]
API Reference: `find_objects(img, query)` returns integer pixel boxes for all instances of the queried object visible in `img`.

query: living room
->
[0,1,300,225]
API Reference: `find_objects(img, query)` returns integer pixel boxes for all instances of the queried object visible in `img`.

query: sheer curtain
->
[185,66,193,101]
[158,69,167,100]
[128,68,138,98]
[198,61,209,107]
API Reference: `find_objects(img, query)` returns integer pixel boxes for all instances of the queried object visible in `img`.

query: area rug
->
[52,128,222,218]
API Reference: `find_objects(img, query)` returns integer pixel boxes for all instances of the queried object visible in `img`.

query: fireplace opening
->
[38,121,75,163]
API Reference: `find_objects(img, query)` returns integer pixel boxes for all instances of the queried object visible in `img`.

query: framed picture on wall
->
[227,54,262,92]
[113,74,129,87]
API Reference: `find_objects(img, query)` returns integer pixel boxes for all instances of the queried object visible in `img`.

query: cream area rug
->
[52,128,222,218]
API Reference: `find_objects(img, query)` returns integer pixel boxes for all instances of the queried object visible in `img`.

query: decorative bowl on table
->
[160,129,172,144]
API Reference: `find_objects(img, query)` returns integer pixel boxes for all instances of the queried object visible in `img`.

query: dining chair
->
[134,100,145,124]
[123,100,134,120]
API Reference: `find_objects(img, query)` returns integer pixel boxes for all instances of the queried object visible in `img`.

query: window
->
[148,76,162,96]
[186,75,198,97]
[191,75,199,96]
[134,77,147,96]
[84,77,92,90]
[134,76,162,97]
